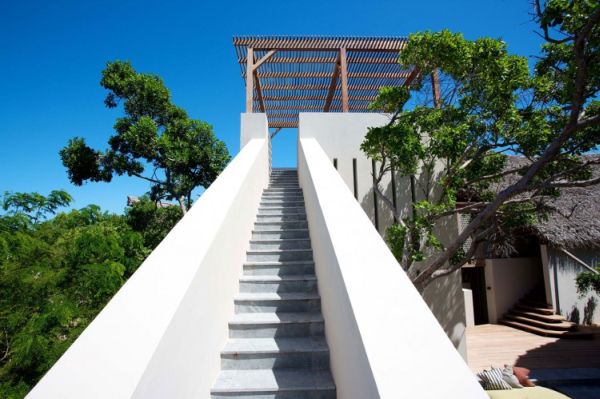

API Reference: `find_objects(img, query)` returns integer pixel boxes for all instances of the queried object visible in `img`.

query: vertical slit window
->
[372,159,379,232]
[333,158,338,170]
[352,158,358,199]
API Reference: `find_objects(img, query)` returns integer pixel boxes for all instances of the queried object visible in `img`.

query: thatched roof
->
[506,156,600,249]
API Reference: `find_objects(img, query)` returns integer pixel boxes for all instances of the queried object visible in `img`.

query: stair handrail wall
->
[298,137,487,398]
[27,121,270,398]
[558,248,599,274]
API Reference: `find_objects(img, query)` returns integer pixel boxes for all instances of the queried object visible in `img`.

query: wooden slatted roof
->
[233,36,420,129]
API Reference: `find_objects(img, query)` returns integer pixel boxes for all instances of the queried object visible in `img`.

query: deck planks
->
[466,324,600,372]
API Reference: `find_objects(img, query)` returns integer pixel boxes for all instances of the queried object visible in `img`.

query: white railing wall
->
[27,120,270,399]
[298,137,486,398]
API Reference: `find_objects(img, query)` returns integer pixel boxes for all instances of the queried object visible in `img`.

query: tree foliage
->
[0,191,177,398]
[60,61,230,213]
[576,266,600,296]
[125,197,183,248]
[362,1,600,291]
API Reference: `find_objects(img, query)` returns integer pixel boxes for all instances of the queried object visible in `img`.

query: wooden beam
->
[238,56,400,64]
[431,68,441,108]
[253,50,277,70]
[261,84,383,91]
[246,47,254,112]
[233,37,407,51]
[339,47,349,112]
[269,121,299,128]
[270,127,283,139]
[245,71,411,79]
[266,95,374,101]
[403,67,420,88]
[324,53,341,112]
[254,73,266,113]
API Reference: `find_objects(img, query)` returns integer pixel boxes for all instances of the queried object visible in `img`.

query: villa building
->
[27,35,597,398]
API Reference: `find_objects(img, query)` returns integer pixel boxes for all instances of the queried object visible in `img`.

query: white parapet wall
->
[27,115,270,399]
[298,137,486,398]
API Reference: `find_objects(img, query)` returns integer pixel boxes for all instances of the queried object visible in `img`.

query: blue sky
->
[0,0,544,214]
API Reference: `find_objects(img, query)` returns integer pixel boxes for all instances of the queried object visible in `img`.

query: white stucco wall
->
[298,112,467,356]
[544,246,600,325]
[27,116,270,399]
[298,137,486,399]
[298,113,411,232]
[463,289,475,327]
[484,257,542,323]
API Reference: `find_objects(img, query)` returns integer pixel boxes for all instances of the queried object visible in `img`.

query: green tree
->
[125,197,183,248]
[362,1,600,292]
[2,190,72,225]
[576,266,600,296]
[0,193,148,397]
[60,61,230,214]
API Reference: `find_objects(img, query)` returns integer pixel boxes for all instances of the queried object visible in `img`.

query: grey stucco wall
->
[547,247,600,325]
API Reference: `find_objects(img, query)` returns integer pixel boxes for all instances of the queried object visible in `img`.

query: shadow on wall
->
[566,298,596,325]
[358,170,413,238]
[422,270,466,352]
[584,296,597,325]
[549,247,600,325]
[360,186,378,232]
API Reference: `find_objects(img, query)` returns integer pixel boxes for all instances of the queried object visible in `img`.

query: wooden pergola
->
[233,36,437,129]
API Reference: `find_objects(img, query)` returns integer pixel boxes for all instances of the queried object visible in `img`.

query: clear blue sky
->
[0,0,543,214]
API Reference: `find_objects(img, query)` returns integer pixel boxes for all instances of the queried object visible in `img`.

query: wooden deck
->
[466,324,600,372]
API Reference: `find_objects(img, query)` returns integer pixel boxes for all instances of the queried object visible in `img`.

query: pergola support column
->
[246,48,254,113]
[340,47,349,112]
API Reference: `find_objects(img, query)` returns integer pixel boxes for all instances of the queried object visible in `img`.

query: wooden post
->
[254,74,266,113]
[431,68,441,108]
[246,47,254,113]
[339,47,349,112]
[323,53,341,112]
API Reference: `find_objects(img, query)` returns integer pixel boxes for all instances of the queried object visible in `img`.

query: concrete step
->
[504,313,574,331]
[252,229,309,240]
[239,275,317,293]
[508,309,569,324]
[234,292,321,313]
[256,214,307,223]
[228,312,324,338]
[264,188,303,194]
[258,207,306,216]
[516,303,555,316]
[261,191,303,197]
[267,182,300,190]
[253,221,309,231]
[521,299,553,308]
[269,178,298,181]
[247,249,313,262]
[260,200,305,206]
[260,202,305,209]
[500,319,571,338]
[250,239,312,250]
[220,337,330,370]
[211,369,336,399]
[243,261,315,276]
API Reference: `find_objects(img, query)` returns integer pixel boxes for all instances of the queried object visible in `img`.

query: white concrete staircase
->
[211,169,336,399]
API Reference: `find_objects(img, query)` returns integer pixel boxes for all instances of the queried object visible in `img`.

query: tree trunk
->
[178,196,187,215]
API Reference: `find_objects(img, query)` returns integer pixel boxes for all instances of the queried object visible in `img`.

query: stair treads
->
[239,275,317,282]
[222,337,329,354]
[229,312,324,325]
[211,369,335,393]
[235,292,321,301]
